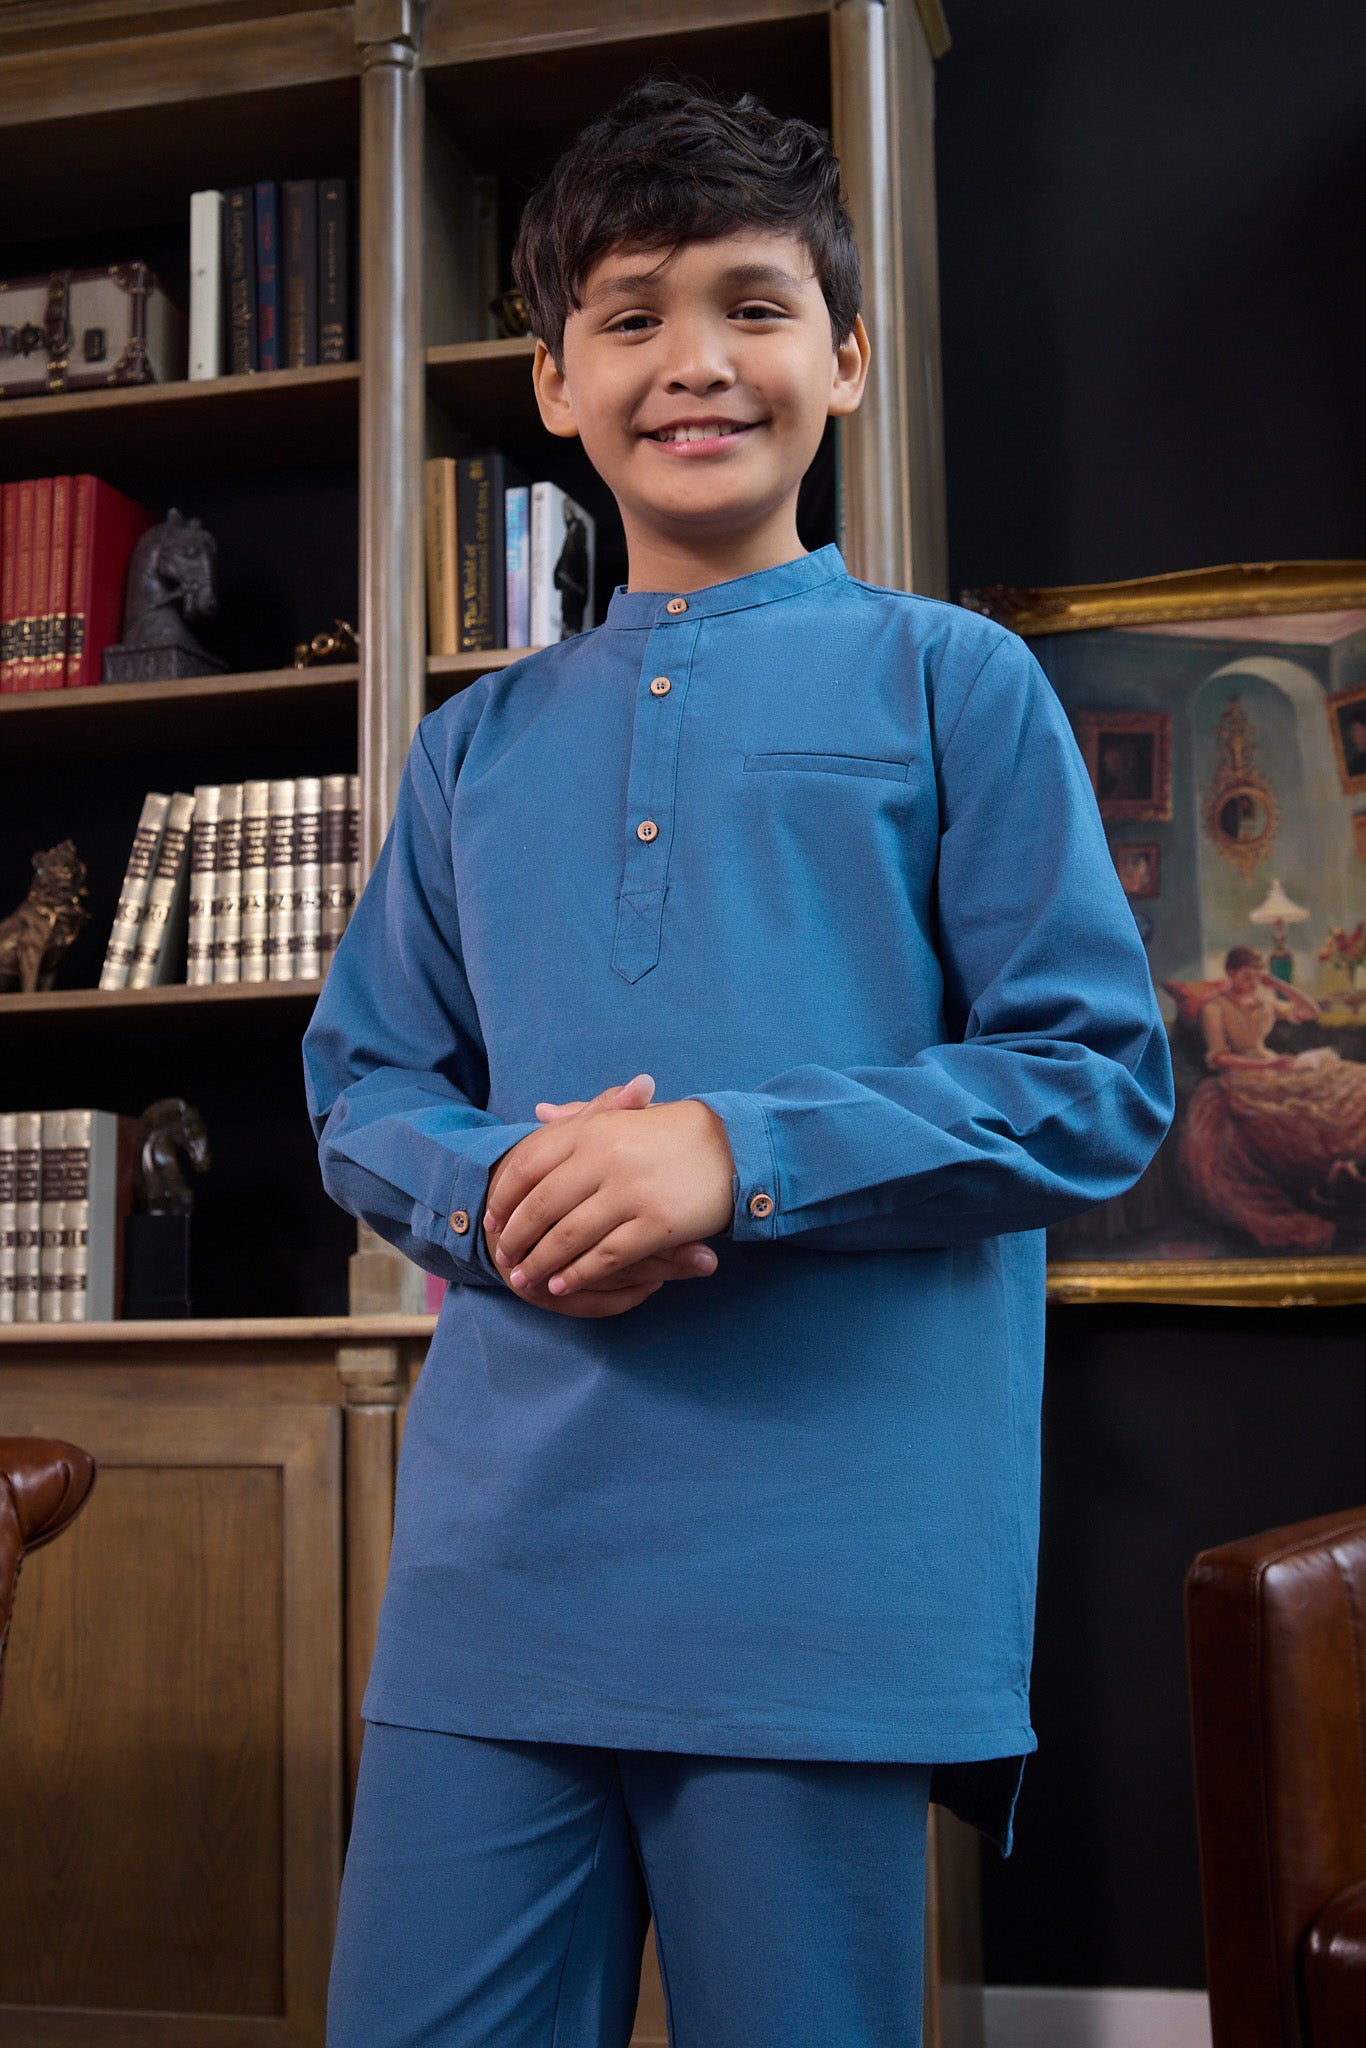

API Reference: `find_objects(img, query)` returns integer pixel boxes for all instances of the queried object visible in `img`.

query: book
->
[66,475,156,688]
[189,189,225,380]
[346,773,360,927]
[25,477,52,694]
[255,180,280,373]
[318,177,351,364]
[0,1112,15,1324]
[294,776,323,980]
[505,483,530,649]
[0,482,18,690]
[127,789,195,988]
[185,784,221,986]
[424,457,458,657]
[64,1110,134,1323]
[457,456,495,651]
[100,790,171,989]
[35,474,72,690]
[320,772,349,969]
[266,778,297,980]
[282,179,318,369]
[13,1112,41,1325]
[11,477,35,689]
[213,782,244,983]
[530,482,596,645]
[224,185,258,374]
[239,779,271,982]
[39,1108,67,1323]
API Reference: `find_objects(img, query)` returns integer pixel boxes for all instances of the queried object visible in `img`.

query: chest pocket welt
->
[743,751,911,782]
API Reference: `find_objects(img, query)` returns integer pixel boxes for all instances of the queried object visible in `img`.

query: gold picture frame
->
[962,559,1366,1307]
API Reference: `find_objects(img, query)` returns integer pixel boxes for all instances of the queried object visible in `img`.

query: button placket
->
[610,614,698,983]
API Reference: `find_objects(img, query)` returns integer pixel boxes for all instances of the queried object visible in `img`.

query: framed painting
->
[962,560,1366,1305]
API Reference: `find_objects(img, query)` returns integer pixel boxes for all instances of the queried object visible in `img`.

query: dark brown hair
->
[512,77,862,366]
[1224,946,1265,974]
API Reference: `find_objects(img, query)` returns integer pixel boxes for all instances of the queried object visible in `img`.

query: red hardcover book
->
[65,475,156,688]
[10,479,36,691]
[0,482,19,692]
[24,478,52,694]
[35,475,72,690]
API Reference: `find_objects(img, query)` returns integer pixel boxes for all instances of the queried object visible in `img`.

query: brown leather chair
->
[1186,1507,1366,2048]
[0,1436,96,1710]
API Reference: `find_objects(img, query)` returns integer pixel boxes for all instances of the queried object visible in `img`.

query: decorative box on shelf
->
[0,264,187,400]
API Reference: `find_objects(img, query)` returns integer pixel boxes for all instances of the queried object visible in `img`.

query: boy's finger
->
[483,1126,581,1235]
[502,1189,625,1292]
[577,1244,718,1291]
[534,1073,655,1123]
[542,1218,678,1298]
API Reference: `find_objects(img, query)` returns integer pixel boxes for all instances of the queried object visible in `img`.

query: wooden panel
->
[0,1465,285,2012]
[0,1399,342,2046]
[0,367,359,486]
[0,980,320,1033]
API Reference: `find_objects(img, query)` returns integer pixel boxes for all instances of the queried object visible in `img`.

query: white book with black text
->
[240,780,271,983]
[294,776,323,979]
[0,1112,17,1325]
[267,779,298,980]
[127,790,195,988]
[100,791,171,990]
[186,784,221,986]
[38,1108,68,1323]
[213,782,244,983]
[13,1112,41,1325]
[189,189,226,381]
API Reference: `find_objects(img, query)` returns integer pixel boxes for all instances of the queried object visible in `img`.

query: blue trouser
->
[328,1722,931,2048]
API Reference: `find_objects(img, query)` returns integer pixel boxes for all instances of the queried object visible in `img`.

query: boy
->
[305,77,1173,2048]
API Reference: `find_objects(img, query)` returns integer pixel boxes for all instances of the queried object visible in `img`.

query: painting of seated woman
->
[964,562,1366,1281]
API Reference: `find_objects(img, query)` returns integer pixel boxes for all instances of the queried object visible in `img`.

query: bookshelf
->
[0,4,968,2045]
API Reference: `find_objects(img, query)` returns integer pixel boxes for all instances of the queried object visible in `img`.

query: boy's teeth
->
[656,423,743,442]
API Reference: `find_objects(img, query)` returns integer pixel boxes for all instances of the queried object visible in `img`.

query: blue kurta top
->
[303,545,1173,1852]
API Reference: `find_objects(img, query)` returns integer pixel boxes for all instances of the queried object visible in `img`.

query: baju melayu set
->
[304,545,1174,2047]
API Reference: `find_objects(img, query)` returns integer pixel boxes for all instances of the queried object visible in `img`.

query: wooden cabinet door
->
[0,1398,343,2048]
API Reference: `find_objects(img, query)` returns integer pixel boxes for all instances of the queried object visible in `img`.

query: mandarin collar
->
[604,543,848,631]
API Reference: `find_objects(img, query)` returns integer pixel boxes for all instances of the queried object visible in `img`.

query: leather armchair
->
[1185,1507,1366,2048]
[0,1436,97,1710]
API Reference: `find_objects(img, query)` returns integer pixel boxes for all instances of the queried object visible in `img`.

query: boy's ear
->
[531,338,582,441]
[827,314,871,419]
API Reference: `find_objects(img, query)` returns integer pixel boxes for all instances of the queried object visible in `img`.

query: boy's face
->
[531,229,869,580]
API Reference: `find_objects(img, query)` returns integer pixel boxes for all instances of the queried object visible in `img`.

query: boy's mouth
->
[642,418,760,457]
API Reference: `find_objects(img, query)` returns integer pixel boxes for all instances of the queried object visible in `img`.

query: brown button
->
[649,676,672,696]
[748,1192,775,1219]
[449,1210,470,1234]
[665,597,689,614]
[636,819,659,842]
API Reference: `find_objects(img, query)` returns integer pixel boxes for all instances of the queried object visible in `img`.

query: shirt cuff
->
[439,1119,541,1283]
[687,1090,780,1243]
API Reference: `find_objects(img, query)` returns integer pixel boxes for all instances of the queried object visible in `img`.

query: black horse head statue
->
[120,509,220,654]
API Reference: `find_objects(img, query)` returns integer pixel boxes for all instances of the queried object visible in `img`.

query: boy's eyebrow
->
[582,261,809,307]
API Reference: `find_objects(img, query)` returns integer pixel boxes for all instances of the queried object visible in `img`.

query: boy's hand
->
[484,1089,735,1301]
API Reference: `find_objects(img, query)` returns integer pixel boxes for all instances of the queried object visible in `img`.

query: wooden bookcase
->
[0,4,977,2045]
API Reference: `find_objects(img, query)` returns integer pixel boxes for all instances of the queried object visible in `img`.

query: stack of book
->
[425,455,597,655]
[189,179,354,380]
[99,775,359,991]
[0,476,155,692]
[0,1109,136,1324]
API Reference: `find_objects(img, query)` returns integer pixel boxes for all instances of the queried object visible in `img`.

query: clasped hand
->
[482,1074,735,1319]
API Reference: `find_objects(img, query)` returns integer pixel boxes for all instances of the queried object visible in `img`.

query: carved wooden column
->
[336,1339,406,1797]
[830,0,951,599]
[353,0,427,1316]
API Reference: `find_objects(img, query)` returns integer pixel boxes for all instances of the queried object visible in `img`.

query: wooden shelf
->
[0,1314,437,1347]
[0,978,322,1030]
[0,663,358,761]
[425,338,537,443]
[0,362,360,481]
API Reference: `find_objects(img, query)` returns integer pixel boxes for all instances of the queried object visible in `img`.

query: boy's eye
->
[733,304,786,322]
[607,313,657,334]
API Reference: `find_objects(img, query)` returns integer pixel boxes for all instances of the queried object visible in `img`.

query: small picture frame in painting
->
[1075,710,1173,821]
[1112,841,1161,899]
[1327,685,1366,795]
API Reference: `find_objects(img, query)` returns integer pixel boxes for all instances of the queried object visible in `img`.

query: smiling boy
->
[305,78,1173,2048]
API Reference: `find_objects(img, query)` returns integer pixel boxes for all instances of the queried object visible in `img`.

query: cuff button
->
[449,1210,470,1234]
[748,1192,774,1219]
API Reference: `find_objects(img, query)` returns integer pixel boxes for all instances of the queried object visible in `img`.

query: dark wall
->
[932,0,1366,1989]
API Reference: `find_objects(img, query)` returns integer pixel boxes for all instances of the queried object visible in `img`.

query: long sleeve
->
[302,718,538,1286]
[693,632,1175,1250]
